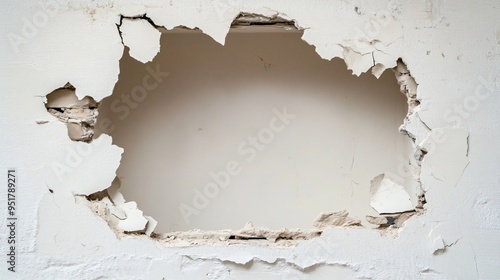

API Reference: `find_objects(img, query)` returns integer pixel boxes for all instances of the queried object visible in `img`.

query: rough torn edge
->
[230,12,299,31]
[53,12,429,246]
[44,83,99,142]
[391,59,428,212]
[77,58,426,246]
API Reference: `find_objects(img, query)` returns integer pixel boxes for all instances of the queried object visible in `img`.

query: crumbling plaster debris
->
[391,59,429,212]
[103,177,158,234]
[108,199,126,220]
[369,173,415,214]
[366,212,414,228]
[393,59,419,112]
[313,210,362,229]
[87,195,155,235]
[83,192,323,245]
[45,84,98,142]
[87,180,418,245]
[156,224,322,245]
[117,201,149,232]
[85,173,418,243]
[393,59,424,142]
[231,12,297,29]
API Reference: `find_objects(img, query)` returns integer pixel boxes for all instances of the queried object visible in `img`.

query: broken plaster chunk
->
[370,174,414,214]
[109,205,127,220]
[366,215,391,226]
[107,177,126,205]
[313,210,362,229]
[366,212,414,228]
[45,86,98,142]
[144,216,158,236]
[120,18,161,63]
[419,127,469,184]
[100,197,126,230]
[117,201,148,232]
[393,60,418,100]
[66,122,92,142]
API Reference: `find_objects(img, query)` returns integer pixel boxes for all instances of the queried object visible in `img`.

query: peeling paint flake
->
[119,18,161,63]
[369,173,415,214]
[117,201,148,232]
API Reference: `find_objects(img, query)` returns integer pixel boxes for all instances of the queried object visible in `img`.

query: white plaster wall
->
[99,30,412,232]
[1,0,499,279]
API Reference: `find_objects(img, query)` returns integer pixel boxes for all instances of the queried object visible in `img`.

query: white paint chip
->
[120,18,161,63]
[145,215,158,236]
[369,174,414,214]
[117,201,148,232]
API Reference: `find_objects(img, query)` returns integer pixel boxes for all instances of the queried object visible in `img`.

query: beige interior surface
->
[97,29,413,232]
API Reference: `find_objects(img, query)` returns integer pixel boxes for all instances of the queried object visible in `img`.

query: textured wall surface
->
[0,0,499,279]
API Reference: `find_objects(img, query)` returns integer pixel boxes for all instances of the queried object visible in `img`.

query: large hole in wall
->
[92,25,417,233]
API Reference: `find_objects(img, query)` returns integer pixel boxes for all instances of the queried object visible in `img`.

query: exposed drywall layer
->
[1,0,499,279]
[97,29,414,232]
[45,84,99,142]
